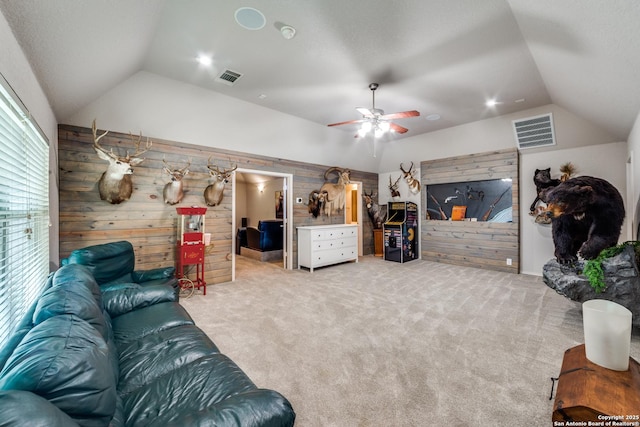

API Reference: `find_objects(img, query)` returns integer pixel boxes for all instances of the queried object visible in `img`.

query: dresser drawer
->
[314,236,356,250]
[311,226,357,241]
[314,247,358,266]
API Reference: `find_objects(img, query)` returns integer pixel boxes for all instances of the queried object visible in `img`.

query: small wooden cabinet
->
[373,228,383,257]
[297,224,358,272]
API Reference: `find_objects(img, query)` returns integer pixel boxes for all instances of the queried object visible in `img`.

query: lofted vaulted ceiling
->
[1,0,639,141]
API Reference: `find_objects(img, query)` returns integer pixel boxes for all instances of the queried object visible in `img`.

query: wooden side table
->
[553,344,640,422]
[373,229,383,257]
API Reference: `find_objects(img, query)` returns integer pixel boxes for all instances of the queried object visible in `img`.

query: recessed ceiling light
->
[234,7,266,30]
[196,54,212,67]
[258,94,267,100]
[485,99,498,107]
[425,114,441,121]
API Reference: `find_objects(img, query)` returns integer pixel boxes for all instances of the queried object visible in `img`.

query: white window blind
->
[0,75,49,348]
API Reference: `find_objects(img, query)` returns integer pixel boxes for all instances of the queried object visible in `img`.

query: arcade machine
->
[383,201,418,263]
[176,206,207,297]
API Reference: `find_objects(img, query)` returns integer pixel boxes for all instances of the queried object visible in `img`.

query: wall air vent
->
[216,69,243,86]
[512,113,556,150]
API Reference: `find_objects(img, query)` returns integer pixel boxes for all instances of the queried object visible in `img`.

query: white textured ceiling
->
[1,0,638,141]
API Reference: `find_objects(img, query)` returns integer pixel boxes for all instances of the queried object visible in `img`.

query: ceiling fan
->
[327,83,420,138]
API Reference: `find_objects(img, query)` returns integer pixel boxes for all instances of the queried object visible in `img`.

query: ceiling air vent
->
[216,69,243,86]
[512,113,556,150]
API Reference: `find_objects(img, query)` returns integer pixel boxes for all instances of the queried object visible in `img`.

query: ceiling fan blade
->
[389,122,409,134]
[379,110,420,121]
[356,107,375,118]
[327,118,367,127]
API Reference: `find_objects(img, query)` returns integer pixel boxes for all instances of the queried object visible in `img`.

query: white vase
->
[583,299,632,371]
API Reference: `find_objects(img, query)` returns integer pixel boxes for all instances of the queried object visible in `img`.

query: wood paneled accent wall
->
[58,124,378,284]
[420,148,519,273]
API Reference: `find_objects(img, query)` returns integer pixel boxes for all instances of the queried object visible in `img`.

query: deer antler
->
[125,131,152,160]
[224,163,238,174]
[180,159,192,174]
[207,155,220,173]
[162,157,173,173]
[92,119,118,159]
[163,157,191,173]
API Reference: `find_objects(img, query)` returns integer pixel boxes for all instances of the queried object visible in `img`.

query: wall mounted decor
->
[425,178,512,222]
[319,167,350,216]
[388,175,401,199]
[92,119,152,204]
[162,158,190,205]
[204,156,237,206]
[400,162,421,194]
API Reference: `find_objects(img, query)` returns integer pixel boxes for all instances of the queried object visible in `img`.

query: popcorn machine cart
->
[176,206,207,297]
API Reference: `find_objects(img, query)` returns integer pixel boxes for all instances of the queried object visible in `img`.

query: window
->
[0,74,49,348]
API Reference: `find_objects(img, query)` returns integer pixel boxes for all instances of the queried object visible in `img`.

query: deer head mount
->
[92,119,152,204]
[162,158,191,205]
[389,174,401,199]
[204,156,237,206]
[400,162,421,194]
[363,190,387,229]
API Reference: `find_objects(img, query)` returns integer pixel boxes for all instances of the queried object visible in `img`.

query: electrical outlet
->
[506,258,512,266]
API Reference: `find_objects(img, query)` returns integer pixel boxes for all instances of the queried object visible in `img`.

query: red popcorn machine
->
[176,206,207,297]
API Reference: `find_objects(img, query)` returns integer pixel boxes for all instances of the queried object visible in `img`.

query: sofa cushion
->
[52,264,103,306]
[131,267,175,283]
[0,390,80,427]
[121,353,258,426]
[117,324,220,394]
[0,315,116,427]
[101,282,177,318]
[64,241,135,285]
[33,284,108,340]
[0,274,50,371]
[111,302,194,348]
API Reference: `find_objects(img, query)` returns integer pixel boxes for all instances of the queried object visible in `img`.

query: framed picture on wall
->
[275,191,283,218]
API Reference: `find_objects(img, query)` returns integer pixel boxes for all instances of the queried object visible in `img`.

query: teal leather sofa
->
[62,240,180,297]
[0,242,295,426]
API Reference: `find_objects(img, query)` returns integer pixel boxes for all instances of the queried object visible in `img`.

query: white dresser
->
[297,224,358,272]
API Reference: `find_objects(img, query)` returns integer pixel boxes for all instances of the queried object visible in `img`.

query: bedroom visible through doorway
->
[232,169,293,281]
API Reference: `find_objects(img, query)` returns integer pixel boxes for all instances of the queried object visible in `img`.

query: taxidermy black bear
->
[529,163,576,213]
[543,176,624,264]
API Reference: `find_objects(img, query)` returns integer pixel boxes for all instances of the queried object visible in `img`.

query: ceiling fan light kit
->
[328,83,420,139]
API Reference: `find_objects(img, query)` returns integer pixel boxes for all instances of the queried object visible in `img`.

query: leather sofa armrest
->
[131,267,176,283]
[101,283,177,318]
[194,389,295,426]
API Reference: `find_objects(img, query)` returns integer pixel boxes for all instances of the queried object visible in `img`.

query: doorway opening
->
[232,169,294,281]
[345,181,363,256]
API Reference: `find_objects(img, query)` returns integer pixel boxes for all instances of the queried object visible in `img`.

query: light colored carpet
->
[181,255,640,426]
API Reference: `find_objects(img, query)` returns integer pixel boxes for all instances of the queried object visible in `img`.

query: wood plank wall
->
[58,124,378,285]
[420,148,520,273]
